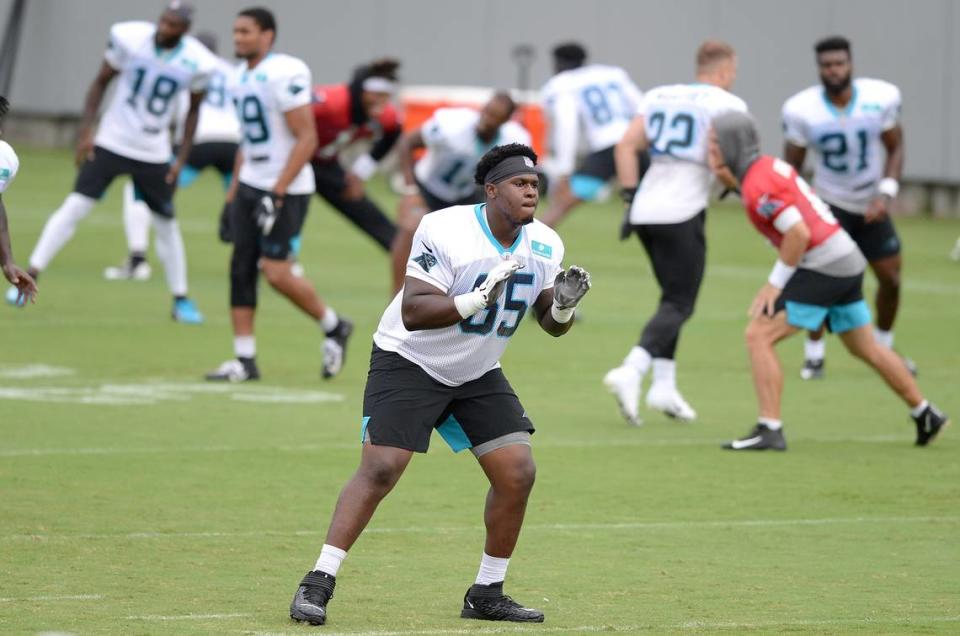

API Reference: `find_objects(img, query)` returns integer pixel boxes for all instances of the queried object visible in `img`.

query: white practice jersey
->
[228,53,315,195]
[95,21,218,163]
[415,108,531,202]
[541,64,642,175]
[0,141,19,193]
[173,56,241,145]
[630,83,747,224]
[782,78,901,214]
[375,204,565,387]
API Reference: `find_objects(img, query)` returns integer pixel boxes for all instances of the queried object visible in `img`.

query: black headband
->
[485,155,537,184]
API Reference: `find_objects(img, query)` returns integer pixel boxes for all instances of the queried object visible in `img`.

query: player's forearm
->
[778,224,810,267]
[79,79,109,132]
[884,141,904,181]
[538,310,574,337]
[397,132,423,187]
[273,133,318,194]
[0,202,15,267]
[176,108,200,166]
[401,293,463,330]
[614,140,640,188]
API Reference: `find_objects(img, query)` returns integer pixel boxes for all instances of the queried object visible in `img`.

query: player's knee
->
[501,458,537,496]
[877,271,901,293]
[744,320,770,349]
[260,259,290,288]
[229,254,258,306]
[359,457,405,494]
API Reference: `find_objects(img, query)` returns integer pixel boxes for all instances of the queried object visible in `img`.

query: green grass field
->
[1,147,958,635]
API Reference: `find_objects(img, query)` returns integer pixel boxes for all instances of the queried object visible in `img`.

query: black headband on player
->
[484,155,538,184]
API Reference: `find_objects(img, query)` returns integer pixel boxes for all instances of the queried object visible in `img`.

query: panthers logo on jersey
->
[413,251,438,273]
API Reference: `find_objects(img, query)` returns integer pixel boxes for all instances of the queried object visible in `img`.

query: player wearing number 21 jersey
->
[604,40,746,428]
[7,2,216,323]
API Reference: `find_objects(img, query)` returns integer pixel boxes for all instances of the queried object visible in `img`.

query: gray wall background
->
[1,0,957,183]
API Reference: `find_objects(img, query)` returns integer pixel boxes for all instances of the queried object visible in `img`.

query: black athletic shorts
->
[830,204,901,261]
[774,268,871,334]
[416,177,481,212]
[74,146,174,217]
[571,147,650,201]
[231,182,310,261]
[361,345,534,454]
[184,141,238,175]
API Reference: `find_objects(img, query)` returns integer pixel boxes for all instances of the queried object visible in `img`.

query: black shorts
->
[184,141,238,175]
[75,146,174,217]
[361,346,534,454]
[417,177,481,212]
[831,204,901,260]
[571,147,650,201]
[774,268,871,334]
[232,182,310,261]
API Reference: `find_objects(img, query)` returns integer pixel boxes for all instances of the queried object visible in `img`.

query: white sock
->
[234,335,256,359]
[804,338,826,361]
[123,181,152,255]
[475,552,510,585]
[758,417,782,430]
[314,544,347,577]
[29,193,96,270]
[152,215,189,297]
[623,346,652,376]
[651,358,676,391]
[874,328,894,349]
[910,400,929,418]
[320,307,339,333]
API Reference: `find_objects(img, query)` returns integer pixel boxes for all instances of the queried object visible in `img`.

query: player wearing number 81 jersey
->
[604,40,746,427]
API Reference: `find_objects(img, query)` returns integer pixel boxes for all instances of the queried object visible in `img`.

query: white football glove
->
[454,257,523,318]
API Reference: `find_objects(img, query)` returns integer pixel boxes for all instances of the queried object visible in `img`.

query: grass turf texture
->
[1,147,958,635]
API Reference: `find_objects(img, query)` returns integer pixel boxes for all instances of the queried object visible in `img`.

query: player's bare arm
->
[0,196,37,303]
[273,103,318,199]
[533,265,591,337]
[783,141,807,174]
[76,61,119,167]
[168,90,206,186]
[614,115,648,191]
[750,221,810,319]
[395,129,428,218]
[865,125,904,223]
[400,277,464,330]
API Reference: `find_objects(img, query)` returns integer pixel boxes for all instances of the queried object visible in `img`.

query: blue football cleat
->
[172,297,204,324]
[5,285,27,307]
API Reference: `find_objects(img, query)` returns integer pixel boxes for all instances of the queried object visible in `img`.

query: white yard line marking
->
[0,382,344,406]
[0,594,103,603]
[126,612,252,621]
[5,515,956,543]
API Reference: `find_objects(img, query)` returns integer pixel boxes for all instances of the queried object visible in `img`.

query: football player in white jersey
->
[289,144,591,626]
[5,2,215,323]
[205,7,351,383]
[782,36,911,380]
[539,43,645,227]
[106,31,242,282]
[604,40,747,426]
[390,92,532,292]
[0,97,38,305]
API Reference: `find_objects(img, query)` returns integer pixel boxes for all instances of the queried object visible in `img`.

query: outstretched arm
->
[0,196,37,303]
[76,62,119,167]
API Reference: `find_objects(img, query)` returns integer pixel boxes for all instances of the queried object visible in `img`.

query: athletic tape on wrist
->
[454,291,485,319]
[351,154,378,181]
[878,177,899,199]
[551,304,575,323]
[767,259,796,289]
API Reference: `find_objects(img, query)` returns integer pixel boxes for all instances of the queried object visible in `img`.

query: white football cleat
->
[645,384,697,422]
[603,365,642,427]
[104,259,152,281]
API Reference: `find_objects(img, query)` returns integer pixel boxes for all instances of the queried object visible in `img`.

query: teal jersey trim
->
[360,416,370,444]
[436,415,472,452]
[822,85,858,118]
[155,40,184,63]
[474,204,524,255]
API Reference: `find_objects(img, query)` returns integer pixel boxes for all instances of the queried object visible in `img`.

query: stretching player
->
[390,91,532,292]
[105,30,241,281]
[310,59,402,252]
[0,97,38,305]
[710,112,948,451]
[782,36,912,379]
[539,42,645,228]
[604,40,746,425]
[5,2,214,323]
[288,144,591,625]
[205,7,351,382]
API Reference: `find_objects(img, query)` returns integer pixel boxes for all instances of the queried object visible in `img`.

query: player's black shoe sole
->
[290,570,336,626]
[800,358,824,380]
[913,404,949,447]
[460,582,544,623]
[722,423,787,451]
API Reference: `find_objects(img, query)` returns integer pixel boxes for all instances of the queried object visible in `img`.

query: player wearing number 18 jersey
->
[604,40,746,426]
[6,2,215,322]
[710,112,947,451]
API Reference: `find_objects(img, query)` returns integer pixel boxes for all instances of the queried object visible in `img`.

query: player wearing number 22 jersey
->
[604,40,746,428]
[7,3,216,323]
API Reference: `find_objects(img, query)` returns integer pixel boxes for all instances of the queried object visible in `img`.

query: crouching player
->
[288,143,591,625]
[709,112,948,451]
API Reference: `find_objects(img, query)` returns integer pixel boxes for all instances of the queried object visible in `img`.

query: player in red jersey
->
[310,59,401,253]
[709,111,947,451]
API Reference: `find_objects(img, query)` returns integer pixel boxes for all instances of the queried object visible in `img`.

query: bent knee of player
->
[260,259,292,287]
[744,317,777,349]
[497,457,537,496]
[358,456,407,494]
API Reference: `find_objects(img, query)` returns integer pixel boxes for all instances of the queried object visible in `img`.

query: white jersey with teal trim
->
[173,56,241,145]
[782,78,901,214]
[0,141,19,193]
[228,53,314,195]
[375,204,565,387]
[415,108,531,202]
[95,21,217,163]
[629,83,747,224]
[540,64,643,176]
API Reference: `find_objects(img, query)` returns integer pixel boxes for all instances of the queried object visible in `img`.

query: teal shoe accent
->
[172,298,204,324]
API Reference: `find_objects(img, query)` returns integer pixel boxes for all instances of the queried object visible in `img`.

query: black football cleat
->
[722,423,787,451]
[290,570,336,626]
[800,358,825,380]
[460,582,544,623]
[322,318,354,380]
[913,404,949,447]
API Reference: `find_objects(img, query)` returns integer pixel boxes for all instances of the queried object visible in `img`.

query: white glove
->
[454,257,522,319]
